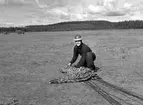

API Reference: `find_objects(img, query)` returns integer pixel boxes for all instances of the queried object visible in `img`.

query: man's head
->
[74,34,82,46]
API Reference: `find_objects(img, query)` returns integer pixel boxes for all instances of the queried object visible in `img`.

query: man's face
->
[75,40,81,46]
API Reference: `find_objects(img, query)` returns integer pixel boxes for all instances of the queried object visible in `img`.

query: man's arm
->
[69,46,78,65]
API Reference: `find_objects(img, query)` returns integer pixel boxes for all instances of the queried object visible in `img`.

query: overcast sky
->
[0,0,143,27]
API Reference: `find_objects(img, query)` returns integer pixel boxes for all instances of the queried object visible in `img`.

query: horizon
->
[0,19,143,28]
[1,0,143,27]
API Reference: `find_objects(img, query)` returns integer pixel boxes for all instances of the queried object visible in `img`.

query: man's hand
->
[68,63,71,66]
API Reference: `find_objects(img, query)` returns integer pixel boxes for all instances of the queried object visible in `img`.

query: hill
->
[1,20,143,33]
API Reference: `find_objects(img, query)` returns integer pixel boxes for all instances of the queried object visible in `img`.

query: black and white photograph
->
[0,0,143,105]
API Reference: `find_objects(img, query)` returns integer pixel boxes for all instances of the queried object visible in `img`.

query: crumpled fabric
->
[50,66,97,84]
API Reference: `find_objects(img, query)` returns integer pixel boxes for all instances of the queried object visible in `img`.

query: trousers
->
[75,52,96,70]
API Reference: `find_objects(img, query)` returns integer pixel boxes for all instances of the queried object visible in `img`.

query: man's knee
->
[92,52,96,61]
[86,52,96,61]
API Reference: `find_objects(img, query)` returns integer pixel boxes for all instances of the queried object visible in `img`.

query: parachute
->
[49,66,99,84]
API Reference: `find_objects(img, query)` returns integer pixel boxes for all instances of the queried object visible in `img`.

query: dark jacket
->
[70,43,92,64]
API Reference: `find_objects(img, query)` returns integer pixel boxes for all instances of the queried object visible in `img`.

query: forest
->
[1,20,143,33]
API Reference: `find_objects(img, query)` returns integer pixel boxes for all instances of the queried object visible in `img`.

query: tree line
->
[1,20,143,33]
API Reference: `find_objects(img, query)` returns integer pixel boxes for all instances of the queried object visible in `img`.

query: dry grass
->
[0,29,143,105]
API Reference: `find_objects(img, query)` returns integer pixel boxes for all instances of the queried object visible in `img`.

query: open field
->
[0,29,143,105]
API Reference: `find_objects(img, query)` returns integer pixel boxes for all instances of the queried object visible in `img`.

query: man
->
[68,34,97,71]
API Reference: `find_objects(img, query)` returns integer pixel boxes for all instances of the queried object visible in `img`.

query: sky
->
[0,0,143,27]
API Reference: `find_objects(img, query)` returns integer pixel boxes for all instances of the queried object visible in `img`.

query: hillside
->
[25,20,143,31]
[1,20,143,32]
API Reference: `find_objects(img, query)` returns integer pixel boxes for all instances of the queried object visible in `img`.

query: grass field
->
[0,29,143,105]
